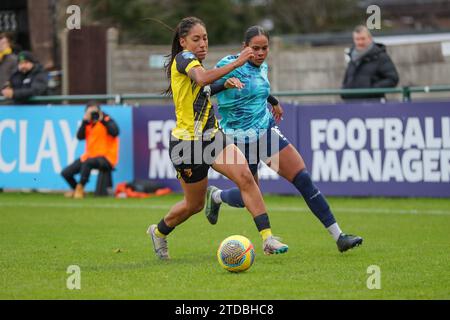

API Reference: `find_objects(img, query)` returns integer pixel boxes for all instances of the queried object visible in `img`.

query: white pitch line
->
[0,202,169,210]
[0,201,449,216]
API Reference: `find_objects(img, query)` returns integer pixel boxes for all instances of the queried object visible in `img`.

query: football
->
[217,235,255,272]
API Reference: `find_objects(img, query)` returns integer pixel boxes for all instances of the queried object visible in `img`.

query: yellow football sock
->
[155,228,167,238]
[260,228,272,241]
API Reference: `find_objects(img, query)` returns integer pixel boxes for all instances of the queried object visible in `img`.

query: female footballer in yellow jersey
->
[147,17,288,259]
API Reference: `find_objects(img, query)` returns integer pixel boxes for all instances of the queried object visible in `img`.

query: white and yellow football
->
[217,235,255,272]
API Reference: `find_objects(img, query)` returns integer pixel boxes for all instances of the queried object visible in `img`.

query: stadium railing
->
[0,85,449,104]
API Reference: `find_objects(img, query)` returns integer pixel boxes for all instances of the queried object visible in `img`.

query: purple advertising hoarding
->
[133,101,450,197]
[297,102,450,197]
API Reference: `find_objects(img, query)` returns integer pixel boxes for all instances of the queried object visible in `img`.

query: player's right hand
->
[235,47,254,67]
[224,77,244,89]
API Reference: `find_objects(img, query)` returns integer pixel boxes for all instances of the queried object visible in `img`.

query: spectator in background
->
[61,101,120,199]
[1,51,47,103]
[0,32,17,89]
[341,25,399,101]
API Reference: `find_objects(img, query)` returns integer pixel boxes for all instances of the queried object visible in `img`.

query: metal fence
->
[1,85,449,104]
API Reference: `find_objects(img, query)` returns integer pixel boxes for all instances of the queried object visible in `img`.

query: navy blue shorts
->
[233,126,290,176]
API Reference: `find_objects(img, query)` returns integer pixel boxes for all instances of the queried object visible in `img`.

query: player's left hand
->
[272,103,283,124]
[224,77,244,89]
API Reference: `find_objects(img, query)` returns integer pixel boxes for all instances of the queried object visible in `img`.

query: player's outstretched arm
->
[188,47,253,87]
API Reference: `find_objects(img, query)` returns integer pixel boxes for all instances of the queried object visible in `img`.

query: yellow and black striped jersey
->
[170,50,218,140]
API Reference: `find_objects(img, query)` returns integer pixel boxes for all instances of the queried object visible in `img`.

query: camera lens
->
[91,111,100,121]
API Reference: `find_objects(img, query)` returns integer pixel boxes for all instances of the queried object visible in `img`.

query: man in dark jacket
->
[341,25,399,101]
[1,51,47,103]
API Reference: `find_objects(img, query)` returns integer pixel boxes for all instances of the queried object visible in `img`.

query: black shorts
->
[169,130,233,183]
[235,125,291,176]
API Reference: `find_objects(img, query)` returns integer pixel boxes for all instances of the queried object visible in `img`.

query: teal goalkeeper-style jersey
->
[215,55,273,142]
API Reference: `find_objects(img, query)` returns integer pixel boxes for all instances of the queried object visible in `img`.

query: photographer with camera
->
[61,101,120,199]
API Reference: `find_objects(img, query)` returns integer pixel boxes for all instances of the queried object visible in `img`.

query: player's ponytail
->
[164,17,206,96]
[244,25,270,45]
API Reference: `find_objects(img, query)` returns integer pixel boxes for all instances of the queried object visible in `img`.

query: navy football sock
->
[220,188,245,208]
[292,170,336,228]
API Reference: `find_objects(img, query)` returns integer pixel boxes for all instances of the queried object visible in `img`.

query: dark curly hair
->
[164,17,206,96]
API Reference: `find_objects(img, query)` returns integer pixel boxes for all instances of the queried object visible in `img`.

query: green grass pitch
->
[0,192,449,299]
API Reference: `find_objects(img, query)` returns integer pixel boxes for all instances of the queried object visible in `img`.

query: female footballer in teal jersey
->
[205,26,363,252]
[147,17,288,260]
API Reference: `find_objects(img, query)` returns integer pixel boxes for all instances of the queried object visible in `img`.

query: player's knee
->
[236,169,255,190]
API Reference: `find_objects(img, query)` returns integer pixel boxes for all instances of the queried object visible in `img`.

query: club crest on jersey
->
[183,169,193,178]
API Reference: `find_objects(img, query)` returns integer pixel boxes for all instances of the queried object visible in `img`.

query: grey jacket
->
[0,52,17,88]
